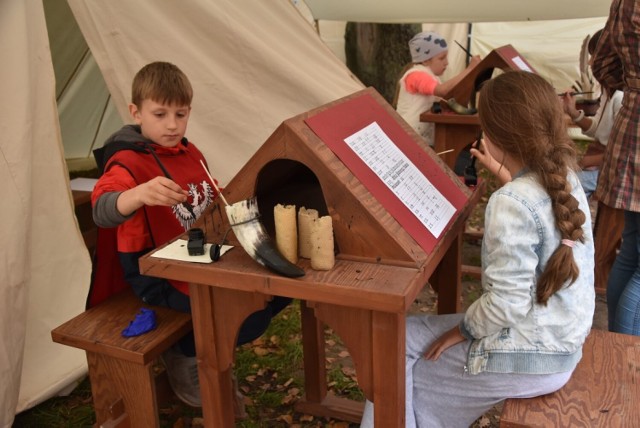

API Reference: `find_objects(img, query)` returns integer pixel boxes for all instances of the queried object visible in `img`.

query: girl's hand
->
[470,137,512,184]
[560,89,579,118]
[424,326,467,360]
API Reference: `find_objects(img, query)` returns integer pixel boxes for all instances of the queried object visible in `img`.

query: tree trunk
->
[345,23,422,104]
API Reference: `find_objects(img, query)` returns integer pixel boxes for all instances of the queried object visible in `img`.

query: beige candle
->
[274,204,297,263]
[310,215,335,270]
[298,207,318,259]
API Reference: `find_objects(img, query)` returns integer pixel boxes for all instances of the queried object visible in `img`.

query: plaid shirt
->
[591,0,640,211]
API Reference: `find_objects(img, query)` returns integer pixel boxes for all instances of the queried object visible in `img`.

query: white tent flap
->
[1,0,90,423]
[67,0,363,184]
[305,0,610,23]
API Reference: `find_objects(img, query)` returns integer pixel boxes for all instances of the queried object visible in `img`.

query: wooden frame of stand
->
[140,88,483,427]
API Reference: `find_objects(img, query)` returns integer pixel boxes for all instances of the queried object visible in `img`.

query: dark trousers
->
[128,270,291,357]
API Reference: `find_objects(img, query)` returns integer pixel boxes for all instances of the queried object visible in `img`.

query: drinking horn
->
[225,197,305,278]
[446,98,477,115]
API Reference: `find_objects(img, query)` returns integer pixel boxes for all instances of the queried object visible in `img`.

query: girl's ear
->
[128,103,142,124]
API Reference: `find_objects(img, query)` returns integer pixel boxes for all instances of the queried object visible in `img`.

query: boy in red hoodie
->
[91,61,289,408]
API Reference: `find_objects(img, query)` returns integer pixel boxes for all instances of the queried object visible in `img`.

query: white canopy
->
[305,0,610,23]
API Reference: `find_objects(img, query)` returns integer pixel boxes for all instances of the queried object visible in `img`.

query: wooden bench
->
[500,329,640,427]
[51,288,193,427]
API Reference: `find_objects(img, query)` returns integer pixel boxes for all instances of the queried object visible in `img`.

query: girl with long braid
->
[361,71,595,427]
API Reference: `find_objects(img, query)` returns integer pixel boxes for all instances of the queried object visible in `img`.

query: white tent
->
[304,0,610,22]
[1,0,609,425]
[53,1,606,172]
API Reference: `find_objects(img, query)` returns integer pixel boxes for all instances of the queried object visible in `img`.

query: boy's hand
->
[423,325,466,361]
[117,176,188,216]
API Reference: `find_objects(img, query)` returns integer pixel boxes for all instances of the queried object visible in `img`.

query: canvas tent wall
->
[1,1,92,425]
[2,0,609,426]
[44,0,123,171]
[304,1,607,93]
[52,1,607,173]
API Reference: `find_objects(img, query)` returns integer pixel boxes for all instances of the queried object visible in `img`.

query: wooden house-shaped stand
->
[420,45,537,170]
[141,87,483,427]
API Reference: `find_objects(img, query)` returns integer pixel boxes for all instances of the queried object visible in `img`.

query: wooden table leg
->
[372,310,405,427]
[431,231,463,314]
[300,300,327,403]
[189,283,271,428]
[296,303,367,422]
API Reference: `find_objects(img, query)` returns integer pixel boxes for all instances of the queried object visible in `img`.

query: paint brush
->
[145,142,195,218]
[557,91,594,97]
[199,159,229,206]
[436,149,455,156]
[454,40,472,58]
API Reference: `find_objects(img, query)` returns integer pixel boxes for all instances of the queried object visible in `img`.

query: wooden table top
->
[139,245,426,314]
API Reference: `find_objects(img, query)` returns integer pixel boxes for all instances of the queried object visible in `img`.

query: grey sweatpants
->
[360,313,573,427]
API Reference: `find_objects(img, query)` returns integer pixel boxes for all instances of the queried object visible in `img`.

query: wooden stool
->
[500,329,640,427]
[51,289,193,427]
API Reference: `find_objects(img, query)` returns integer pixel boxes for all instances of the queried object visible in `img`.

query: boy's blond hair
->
[131,62,193,108]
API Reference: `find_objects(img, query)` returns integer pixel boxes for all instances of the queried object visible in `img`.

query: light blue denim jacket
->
[460,170,595,375]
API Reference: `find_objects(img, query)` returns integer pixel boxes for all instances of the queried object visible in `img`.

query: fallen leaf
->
[253,346,270,356]
[477,415,491,427]
[277,414,294,424]
[341,367,357,378]
[287,387,300,396]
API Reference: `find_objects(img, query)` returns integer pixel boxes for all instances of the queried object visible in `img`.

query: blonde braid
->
[478,71,587,305]
[534,141,586,304]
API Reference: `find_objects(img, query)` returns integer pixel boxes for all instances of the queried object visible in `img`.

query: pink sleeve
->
[404,71,438,95]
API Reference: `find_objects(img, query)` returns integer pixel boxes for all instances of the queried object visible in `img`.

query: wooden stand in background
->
[420,45,537,170]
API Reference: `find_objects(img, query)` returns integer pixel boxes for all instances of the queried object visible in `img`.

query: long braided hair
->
[478,71,586,305]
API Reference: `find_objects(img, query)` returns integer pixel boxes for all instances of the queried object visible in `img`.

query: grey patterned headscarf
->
[409,31,448,63]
